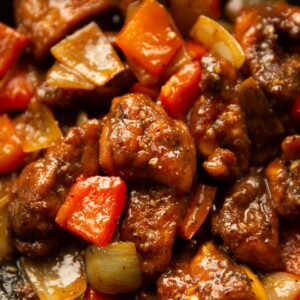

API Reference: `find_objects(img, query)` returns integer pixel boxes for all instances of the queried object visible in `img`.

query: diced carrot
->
[55,175,126,247]
[0,23,28,77]
[0,114,26,174]
[115,0,184,77]
[177,183,217,239]
[160,61,202,120]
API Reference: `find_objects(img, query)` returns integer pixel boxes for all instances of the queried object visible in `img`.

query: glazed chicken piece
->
[212,172,283,271]
[14,0,116,60]
[266,134,300,220]
[100,93,197,192]
[8,119,101,257]
[157,241,257,300]
[280,220,300,276]
[235,3,300,106]
[120,184,185,282]
[190,53,250,180]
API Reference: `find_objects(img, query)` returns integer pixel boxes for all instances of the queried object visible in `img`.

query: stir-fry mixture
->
[1,0,300,299]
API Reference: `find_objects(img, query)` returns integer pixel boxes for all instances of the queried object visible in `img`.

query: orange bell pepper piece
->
[115,0,184,77]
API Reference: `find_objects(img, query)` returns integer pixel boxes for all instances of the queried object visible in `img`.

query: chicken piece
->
[8,119,101,257]
[190,53,250,180]
[14,0,116,60]
[265,135,300,220]
[100,93,197,192]
[212,173,283,271]
[157,241,257,300]
[120,184,185,282]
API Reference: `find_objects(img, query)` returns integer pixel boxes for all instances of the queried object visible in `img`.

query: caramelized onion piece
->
[14,102,62,153]
[190,15,245,68]
[46,61,95,90]
[51,22,125,86]
[262,272,300,300]
[85,242,142,294]
[19,246,87,300]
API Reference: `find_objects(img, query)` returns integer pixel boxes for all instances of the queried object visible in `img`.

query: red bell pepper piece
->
[160,61,202,120]
[84,285,120,300]
[55,175,126,247]
[0,67,33,112]
[115,0,184,77]
[0,114,26,174]
[0,23,29,77]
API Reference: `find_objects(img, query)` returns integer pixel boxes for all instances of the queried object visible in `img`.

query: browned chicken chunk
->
[265,134,300,220]
[212,173,283,271]
[14,0,116,60]
[190,53,250,180]
[120,184,185,282]
[8,119,101,257]
[100,93,197,192]
[157,241,257,300]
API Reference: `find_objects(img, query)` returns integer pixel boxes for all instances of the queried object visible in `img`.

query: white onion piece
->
[19,246,87,300]
[190,15,245,68]
[85,242,142,294]
[262,272,300,300]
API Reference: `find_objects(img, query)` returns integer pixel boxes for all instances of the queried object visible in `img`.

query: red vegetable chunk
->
[56,175,126,247]
[0,67,33,112]
[0,114,26,174]
[115,0,184,77]
[0,23,28,77]
[160,61,202,120]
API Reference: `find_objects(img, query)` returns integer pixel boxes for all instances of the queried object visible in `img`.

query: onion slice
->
[190,15,245,68]
[46,61,95,90]
[19,246,87,300]
[14,102,62,153]
[51,22,125,86]
[85,242,142,294]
